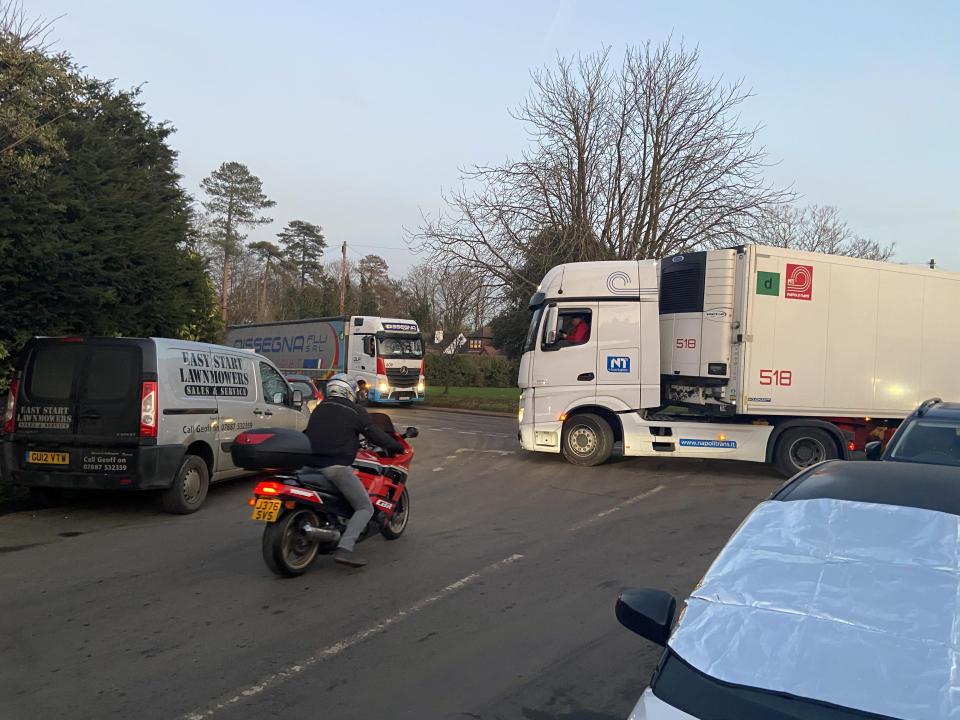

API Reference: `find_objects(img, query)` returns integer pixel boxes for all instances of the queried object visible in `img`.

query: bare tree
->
[248,241,288,320]
[435,267,484,336]
[751,204,894,261]
[411,41,791,295]
[0,1,59,52]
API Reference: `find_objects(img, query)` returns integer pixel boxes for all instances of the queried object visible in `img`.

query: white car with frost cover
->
[617,457,960,720]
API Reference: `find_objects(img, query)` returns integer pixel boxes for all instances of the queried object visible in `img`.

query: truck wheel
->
[774,428,838,477]
[562,413,614,466]
[161,454,209,514]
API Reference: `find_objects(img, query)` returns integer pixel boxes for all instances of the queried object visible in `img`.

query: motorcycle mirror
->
[405,427,419,439]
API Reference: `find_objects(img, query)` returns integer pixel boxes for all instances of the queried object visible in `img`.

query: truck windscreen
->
[522,306,544,354]
[377,336,423,359]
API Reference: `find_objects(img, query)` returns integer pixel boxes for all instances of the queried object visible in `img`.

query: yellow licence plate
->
[251,498,282,522]
[26,451,69,465]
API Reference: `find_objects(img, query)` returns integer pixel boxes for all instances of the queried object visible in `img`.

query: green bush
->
[424,354,520,389]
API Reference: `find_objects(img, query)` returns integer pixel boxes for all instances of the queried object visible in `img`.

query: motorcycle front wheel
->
[262,509,321,577]
[380,486,410,540]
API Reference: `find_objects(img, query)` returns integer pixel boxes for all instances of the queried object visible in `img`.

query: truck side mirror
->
[363,337,375,356]
[543,304,559,345]
[615,588,677,647]
[865,441,883,460]
[292,389,303,411]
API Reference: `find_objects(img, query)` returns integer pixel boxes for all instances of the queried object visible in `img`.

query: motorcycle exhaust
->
[302,524,341,544]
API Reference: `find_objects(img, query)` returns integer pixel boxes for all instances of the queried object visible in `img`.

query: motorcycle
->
[232,413,418,577]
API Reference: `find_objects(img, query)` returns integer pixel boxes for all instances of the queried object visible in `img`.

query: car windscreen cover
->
[667,498,960,720]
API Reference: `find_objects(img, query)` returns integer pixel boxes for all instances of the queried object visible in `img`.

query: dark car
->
[284,374,323,413]
[866,397,960,467]
[616,458,960,719]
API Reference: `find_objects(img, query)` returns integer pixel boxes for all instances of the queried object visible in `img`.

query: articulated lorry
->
[226,316,425,403]
[518,245,960,475]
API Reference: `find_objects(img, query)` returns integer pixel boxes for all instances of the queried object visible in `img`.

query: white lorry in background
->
[226,316,425,404]
[518,245,960,476]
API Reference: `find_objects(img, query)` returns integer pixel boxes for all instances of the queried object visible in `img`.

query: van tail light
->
[3,379,19,434]
[376,357,386,376]
[139,381,158,437]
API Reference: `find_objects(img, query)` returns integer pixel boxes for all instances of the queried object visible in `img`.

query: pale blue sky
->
[28,0,960,273]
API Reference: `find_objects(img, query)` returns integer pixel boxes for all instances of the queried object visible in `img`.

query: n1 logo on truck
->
[607,356,631,373]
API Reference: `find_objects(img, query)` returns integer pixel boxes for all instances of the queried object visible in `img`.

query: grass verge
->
[421,386,518,414]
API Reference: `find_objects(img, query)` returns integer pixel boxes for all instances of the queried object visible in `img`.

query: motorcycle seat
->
[297,468,339,493]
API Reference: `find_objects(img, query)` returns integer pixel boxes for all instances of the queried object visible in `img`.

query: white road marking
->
[567,486,666,532]
[454,448,514,456]
[181,554,525,720]
[418,426,514,439]
[432,467,444,472]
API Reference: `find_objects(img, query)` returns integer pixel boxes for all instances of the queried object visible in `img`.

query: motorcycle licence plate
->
[252,498,282,522]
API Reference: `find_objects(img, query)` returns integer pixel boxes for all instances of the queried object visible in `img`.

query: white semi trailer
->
[517,245,960,475]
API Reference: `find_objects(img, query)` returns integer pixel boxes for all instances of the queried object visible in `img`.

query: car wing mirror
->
[404,427,419,439]
[616,588,677,647]
[865,441,882,460]
[292,389,303,410]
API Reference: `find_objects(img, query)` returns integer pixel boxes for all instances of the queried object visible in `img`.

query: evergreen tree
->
[200,162,275,322]
[276,220,326,291]
[0,23,219,387]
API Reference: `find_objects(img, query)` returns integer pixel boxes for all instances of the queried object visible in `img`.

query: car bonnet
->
[666,497,960,720]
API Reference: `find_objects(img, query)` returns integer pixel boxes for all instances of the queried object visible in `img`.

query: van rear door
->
[15,339,142,474]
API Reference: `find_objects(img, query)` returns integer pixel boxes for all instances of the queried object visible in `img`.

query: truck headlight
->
[417,382,425,392]
[379,383,389,393]
[518,407,524,423]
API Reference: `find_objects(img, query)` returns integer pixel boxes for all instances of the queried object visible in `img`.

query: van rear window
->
[83,347,139,401]
[28,345,79,400]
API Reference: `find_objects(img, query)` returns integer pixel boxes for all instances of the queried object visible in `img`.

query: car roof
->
[918,400,960,419]
[773,459,960,516]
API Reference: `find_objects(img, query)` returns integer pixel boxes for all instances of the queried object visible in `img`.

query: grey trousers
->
[321,465,373,551]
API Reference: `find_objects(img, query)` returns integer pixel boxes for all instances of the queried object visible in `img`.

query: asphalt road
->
[0,408,784,720]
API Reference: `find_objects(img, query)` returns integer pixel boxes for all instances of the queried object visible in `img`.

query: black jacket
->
[303,396,404,467]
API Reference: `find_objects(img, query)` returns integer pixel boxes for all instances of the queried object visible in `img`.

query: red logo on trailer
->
[785,264,813,300]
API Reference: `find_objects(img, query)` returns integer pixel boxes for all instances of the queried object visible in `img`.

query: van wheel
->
[774,428,838,477]
[562,413,614,466]
[161,454,209,514]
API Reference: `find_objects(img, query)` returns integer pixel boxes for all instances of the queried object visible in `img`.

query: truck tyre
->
[774,427,838,477]
[161,454,209,514]
[562,413,614,466]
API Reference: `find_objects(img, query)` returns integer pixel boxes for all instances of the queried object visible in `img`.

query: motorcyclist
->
[303,373,404,567]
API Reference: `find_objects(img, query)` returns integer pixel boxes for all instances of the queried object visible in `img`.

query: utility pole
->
[929,259,936,269]
[339,241,347,314]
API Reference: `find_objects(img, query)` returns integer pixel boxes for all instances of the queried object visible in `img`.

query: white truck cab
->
[347,316,425,404]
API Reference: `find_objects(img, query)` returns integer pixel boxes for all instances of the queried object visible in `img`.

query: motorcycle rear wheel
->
[380,486,410,540]
[262,509,321,577]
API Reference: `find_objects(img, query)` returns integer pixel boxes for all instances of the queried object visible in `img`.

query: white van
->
[1,337,307,513]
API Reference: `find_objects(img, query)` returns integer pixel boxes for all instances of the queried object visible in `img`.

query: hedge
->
[424,354,520,389]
